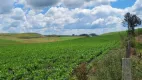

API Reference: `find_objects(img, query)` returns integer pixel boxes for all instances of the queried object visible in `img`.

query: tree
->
[79,34,90,37]
[89,33,97,36]
[123,12,141,37]
[72,34,75,36]
[123,12,141,58]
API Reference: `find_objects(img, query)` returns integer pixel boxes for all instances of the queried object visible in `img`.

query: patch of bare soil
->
[136,35,142,43]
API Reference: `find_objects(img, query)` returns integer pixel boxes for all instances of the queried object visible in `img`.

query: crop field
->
[0,32,122,79]
[0,0,142,80]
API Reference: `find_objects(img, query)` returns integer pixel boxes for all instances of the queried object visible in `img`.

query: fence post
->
[126,41,131,58]
[122,58,132,80]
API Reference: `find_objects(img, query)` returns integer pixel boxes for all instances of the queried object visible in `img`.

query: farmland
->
[0,33,83,44]
[0,32,122,80]
[0,33,82,44]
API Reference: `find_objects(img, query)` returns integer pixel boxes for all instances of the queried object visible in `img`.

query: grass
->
[0,39,20,45]
[0,29,142,80]
[87,28,142,80]
[88,47,142,80]
[0,32,120,80]
[88,49,124,80]
[132,43,142,80]
[59,36,84,41]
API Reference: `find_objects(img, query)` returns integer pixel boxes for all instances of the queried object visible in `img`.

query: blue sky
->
[0,0,141,35]
[111,0,136,9]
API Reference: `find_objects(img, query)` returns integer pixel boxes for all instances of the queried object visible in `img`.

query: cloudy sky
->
[0,0,141,35]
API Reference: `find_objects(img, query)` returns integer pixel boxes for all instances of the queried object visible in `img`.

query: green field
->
[0,29,142,80]
[0,32,122,80]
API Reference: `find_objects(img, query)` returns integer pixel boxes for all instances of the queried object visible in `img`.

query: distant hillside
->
[0,33,82,44]
[102,28,142,36]
[0,33,44,39]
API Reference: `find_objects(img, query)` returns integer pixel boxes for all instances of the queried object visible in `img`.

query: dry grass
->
[136,35,142,43]
[0,34,82,44]
[0,36,59,43]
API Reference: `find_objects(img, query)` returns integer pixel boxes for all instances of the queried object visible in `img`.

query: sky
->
[111,0,136,9]
[0,0,141,35]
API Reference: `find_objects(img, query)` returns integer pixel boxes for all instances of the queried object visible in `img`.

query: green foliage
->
[0,32,121,80]
[92,49,124,80]
[88,28,142,80]
[132,55,142,80]
[0,39,20,45]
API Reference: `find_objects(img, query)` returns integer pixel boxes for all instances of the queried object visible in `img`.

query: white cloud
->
[62,0,85,8]
[0,0,14,14]
[23,7,78,31]
[22,0,60,10]
[133,0,142,12]
[64,5,124,29]
[83,0,117,8]
[11,8,26,21]
[16,0,117,10]
[62,0,117,8]
[124,0,142,22]
[45,7,77,26]
[92,18,104,25]
[0,0,141,35]
[131,0,142,18]
[106,16,121,25]
[91,16,122,29]
[91,5,125,18]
